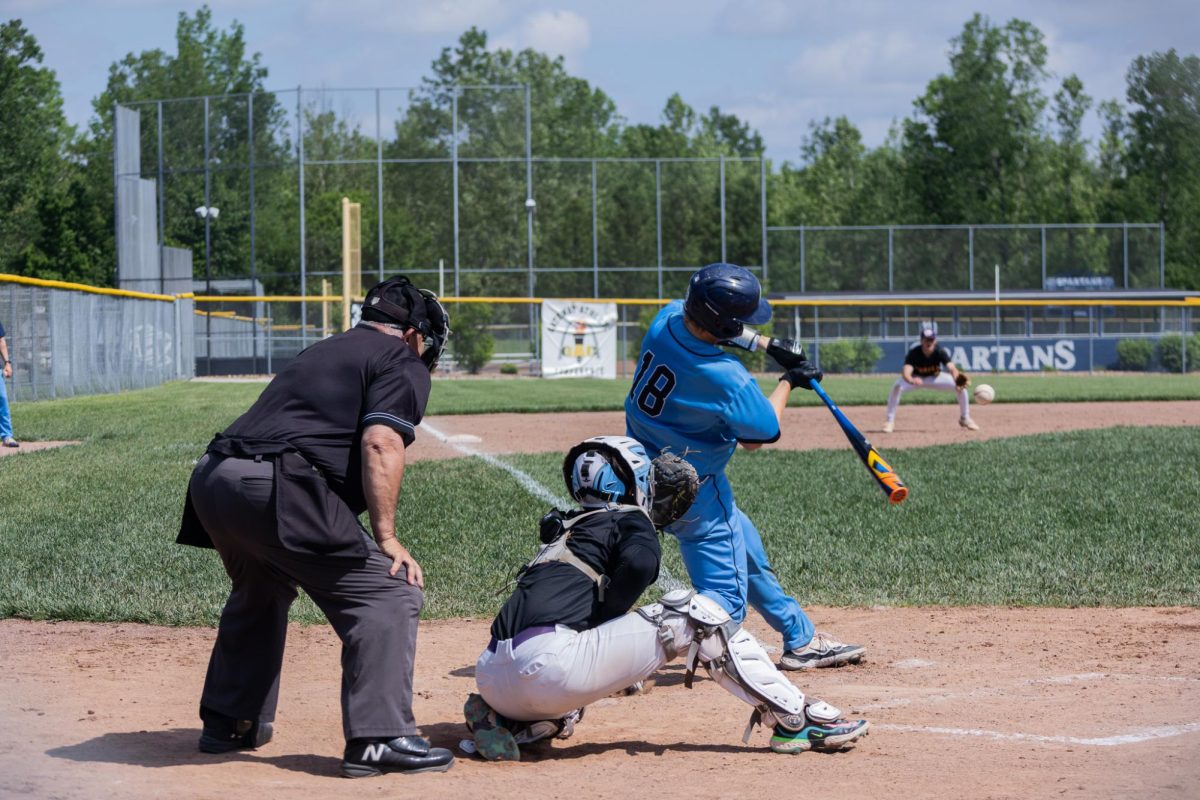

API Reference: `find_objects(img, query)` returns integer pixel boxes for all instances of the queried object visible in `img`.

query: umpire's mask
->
[361,276,451,372]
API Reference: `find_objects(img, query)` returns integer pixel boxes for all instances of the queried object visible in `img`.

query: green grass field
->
[1,379,1197,625]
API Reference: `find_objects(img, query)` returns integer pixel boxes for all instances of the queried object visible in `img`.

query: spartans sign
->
[541,299,618,379]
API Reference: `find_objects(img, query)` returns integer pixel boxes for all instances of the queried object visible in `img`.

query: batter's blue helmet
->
[684,263,772,340]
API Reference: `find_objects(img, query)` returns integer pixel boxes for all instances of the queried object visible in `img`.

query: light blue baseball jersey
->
[625,300,780,476]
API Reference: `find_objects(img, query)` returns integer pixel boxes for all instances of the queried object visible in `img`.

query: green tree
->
[0,20,74,273]
[903,15,1050,225]
[82,6,286,290]
[1121,50,1200,289]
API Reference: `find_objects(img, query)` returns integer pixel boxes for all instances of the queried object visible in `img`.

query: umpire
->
[177,275,454,778]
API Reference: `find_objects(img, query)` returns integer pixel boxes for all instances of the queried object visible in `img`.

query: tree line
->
[2,9,1198,296]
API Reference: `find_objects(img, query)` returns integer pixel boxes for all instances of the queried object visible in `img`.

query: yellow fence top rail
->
[191,294,1197,308]
[0,273,182,302]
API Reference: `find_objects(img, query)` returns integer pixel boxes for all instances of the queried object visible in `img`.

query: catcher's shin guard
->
[638,590,809,742]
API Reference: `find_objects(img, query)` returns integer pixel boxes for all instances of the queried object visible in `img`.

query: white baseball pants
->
[886,372,969,421]
[475,613,670,722]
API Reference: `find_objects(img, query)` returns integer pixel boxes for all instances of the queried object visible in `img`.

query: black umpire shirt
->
[178,324,430,557]
[903,344,952,379]
[491,508,661,640]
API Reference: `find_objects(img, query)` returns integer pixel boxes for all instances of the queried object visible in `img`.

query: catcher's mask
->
[563,435,652,514]
[361,275,451,371]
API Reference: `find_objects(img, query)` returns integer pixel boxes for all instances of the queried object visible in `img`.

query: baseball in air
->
[973,383,995,405]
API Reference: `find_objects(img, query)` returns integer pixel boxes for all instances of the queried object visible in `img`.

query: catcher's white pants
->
[475,614,667,722]
[886,372,969,421]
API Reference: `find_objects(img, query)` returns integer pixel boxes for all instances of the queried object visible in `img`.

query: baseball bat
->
[809,379,909,505]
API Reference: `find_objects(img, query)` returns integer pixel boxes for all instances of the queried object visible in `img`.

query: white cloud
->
[786,29,942,91]
[494,9,590,70]
[304,0,513,35]
[715,0,806,36]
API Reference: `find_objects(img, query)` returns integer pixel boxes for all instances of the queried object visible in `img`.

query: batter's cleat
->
[2,436,19,447]
[959,416,980,431]
[341,735,455,777]
[881,420,894,434]
[463,693,520,761]
[197,707,274,754]
[770,718,870,753]
[778,632,866,671]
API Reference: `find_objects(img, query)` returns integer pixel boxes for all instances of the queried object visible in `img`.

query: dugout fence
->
[190,293,1199,377]
[0,275,194,402]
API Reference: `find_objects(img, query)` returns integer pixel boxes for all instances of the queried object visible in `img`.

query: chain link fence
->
[1,278,194,402]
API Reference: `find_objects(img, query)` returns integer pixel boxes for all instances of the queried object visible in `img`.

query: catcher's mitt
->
[649,452,700,527]
[955,372,970,389]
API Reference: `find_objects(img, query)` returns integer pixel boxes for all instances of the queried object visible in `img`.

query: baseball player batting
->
[463,436,870,760]
[625,263,864,671]
[883,324,978,433]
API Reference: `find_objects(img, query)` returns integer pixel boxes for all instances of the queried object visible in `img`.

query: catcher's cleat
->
[463,693,520,761]
[341,735,455,778]
[198,707,274,754]
[770,718,870,753]
[778,632,865,671]
[959,416,980,431]
[881,420,894,434]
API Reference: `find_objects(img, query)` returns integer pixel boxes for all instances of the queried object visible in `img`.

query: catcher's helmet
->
[563,435,652,514]
[684,263,772,340]
[362,275,451,371]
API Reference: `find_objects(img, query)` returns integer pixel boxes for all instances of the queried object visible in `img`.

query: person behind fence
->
[463,435,869,761]
[176,275,456,778]
[0,317,17,448]
[882,324,978,433]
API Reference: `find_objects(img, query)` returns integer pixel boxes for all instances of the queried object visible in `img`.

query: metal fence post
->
[655,159,663,299]
[1040,225,1047,289]
[156,101,165,292]
[800,226,806,293]
[968,225,974,291]
[1160,221,1165,288]
[376,87,384,279]
[591,159,598,297]
[452,87,460,296]
[249,92,258,373]
[1122,221,1129,289]
[887,226,894,291]
[297,87,308,350]
[719,155,726,263]
[760,157,768,282]
[204,95,212,376]
[524,82,534,301]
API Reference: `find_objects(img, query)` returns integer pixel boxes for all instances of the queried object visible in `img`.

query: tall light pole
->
[195,205,220,374]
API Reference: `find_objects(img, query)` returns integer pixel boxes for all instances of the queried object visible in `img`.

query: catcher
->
[464,435,869,760]
[883,325,979,432]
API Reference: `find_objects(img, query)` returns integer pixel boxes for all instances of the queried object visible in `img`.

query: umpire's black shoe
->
[198,707,274,754]
[341,735,455,778]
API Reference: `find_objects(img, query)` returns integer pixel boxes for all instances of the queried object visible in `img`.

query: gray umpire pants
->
[189,453,424,741]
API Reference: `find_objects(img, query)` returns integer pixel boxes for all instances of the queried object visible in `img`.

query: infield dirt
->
[2,401,1198,799]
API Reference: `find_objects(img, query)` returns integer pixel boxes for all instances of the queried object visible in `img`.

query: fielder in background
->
[625,263,865,671]
[177,276,455,778]
[883,325,979,433]
[465,436,869,760]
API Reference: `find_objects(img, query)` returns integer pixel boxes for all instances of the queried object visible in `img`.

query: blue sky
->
[4,0,1198,163]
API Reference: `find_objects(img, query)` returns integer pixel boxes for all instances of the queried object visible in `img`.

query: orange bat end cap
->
[888,486,909,504]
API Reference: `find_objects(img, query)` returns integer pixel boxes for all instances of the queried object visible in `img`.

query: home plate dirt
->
[2,402,1198,799]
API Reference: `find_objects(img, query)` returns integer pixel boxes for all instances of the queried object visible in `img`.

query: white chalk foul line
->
[875,721,1200,747]
[422,421,569,507]
[859,672,1192,713]
[420,421,686,591]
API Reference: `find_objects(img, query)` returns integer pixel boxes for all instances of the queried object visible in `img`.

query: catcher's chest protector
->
[522,507,647,601]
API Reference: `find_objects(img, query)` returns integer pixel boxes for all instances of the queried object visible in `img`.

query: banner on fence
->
[541,299,618,379]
